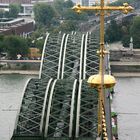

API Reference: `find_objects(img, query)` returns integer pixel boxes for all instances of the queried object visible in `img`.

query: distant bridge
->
[11,32,111,140]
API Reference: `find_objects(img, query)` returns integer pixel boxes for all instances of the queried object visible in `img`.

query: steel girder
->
[76,80,98,139]
[12,32,99,140]
[12,79,98,139]
[40,33,65,79]
[85,32,100,78]
[62,33,83,79]
[40,32,99,80]
[13,78,52,136]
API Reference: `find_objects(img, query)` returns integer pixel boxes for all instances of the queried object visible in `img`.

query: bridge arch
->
[11,32,100,140]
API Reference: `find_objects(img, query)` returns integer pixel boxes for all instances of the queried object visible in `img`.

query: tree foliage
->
[0,9,4,18]
[33,3,55,27]
[130,16,140,48]
[53,0,73,17]
[9,4,21,18]
[59,20,78,32]
[3,36,29,59]
[0,35,5,54]
[110,0,137,6]
[105,20,122,43]
[63,9,88,20]
[53,0,87,21]
[121,35,130,47]
[0,4,20,18]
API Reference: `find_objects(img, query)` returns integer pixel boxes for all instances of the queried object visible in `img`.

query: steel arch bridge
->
[11,32,103,140]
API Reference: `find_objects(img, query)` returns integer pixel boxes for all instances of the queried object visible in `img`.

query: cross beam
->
[72,3,133,14]
[72,1,133,139]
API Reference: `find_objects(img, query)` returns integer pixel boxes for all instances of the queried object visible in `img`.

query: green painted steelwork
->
[11,32,100,140]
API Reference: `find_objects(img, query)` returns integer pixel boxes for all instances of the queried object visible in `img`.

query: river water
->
[0,74,37,140]
[113,78,140,140]
[0,74,140,140]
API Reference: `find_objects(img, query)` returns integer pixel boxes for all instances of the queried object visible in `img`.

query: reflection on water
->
[0,74,37,140]
[0,75,140,140]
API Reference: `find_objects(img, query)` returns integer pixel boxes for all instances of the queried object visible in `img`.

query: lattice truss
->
[62,33,83,79]
[41,33,63,79]
[44,79,76,138]
[44,80,98,139]
[12,32,99,140]
[86,32,99,78]
[76,80,98,139]
[14,78,49,135]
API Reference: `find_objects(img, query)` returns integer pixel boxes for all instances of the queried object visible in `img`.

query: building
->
[0,0,31,4]
[0,0,53,16]
[79,0,96,6]
[31,0,53,3]
[89,0,95,6]
[29,48,41,59]
[81,0,89,6]
[0,18,34,36]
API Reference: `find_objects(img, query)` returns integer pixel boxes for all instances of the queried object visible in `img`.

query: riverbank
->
[112,72,140,77]
[0,70,39,75]
[1,70,140,78]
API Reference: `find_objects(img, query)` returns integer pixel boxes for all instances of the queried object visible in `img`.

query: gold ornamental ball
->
[87,74,116,89]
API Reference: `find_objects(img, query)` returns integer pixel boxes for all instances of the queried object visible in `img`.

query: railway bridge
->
[10,32,112,140]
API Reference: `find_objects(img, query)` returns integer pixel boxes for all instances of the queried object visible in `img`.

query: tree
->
[130,16,140,48]
[33,3,55,27]
[0,35,4,54]
[9,4,21,18]
[0,9,4,18]
[34,39,44,52]
[110,0,135,6]
[121,35,130,47]
[105,20,122,43]
[54,0,88,21]
[63,0,74,8]
[4,36,29,59]
[53,0,65,16]
[59,20,78,32]
[120,20,132,47]
[63,9,88,21]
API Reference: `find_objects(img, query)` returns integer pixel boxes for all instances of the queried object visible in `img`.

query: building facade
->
[0,18,34,36]
[89,0,95,6]
[0,0,31,4]
[80,0,89,6]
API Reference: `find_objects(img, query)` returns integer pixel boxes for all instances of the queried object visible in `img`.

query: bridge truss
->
[11,32,102,140]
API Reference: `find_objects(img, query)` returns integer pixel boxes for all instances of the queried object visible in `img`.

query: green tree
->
[105,20,122,43]
[63,0,74,8]
[63,9,88,21]
[121,20,132,47]
[53,0,87,21]
[59,20,78,32]
[53,0,65,16]
[33,3,55,27]
[110,0,136,6]
[121,35,130,47]
[130,16,140,48]
[34,39,44,52]
[0,9,4,18]
[4,36,29,59]
[0,35,5,54]
[9,4,21,18]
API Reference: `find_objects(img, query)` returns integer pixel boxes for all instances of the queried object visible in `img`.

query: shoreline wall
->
[0,62,40,71]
